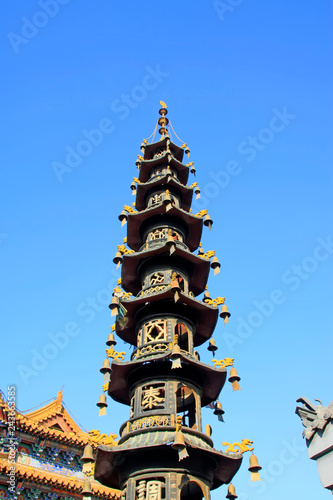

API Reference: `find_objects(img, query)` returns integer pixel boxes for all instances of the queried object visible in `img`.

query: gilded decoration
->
[139,285,168,297]
[130,415,169,431]
[88,430,118,446]
[211,357,234,369]
[133,343,169,359]
[141,386,165,410]
[106,348,126,361]
[222,439,253,454]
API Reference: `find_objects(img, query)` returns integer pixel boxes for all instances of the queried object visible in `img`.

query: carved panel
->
[144,319,167,343]
[141,384,165,411]
[150,272,165,285]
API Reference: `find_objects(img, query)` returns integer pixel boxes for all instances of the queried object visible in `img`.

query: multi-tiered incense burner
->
[93,103,258,500]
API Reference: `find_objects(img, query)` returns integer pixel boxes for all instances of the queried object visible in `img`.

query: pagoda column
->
[94,104,247,500]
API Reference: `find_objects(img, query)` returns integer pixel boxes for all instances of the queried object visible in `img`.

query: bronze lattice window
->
[150,228,165,240]
[144,319,167,342]
[150,272,165,285]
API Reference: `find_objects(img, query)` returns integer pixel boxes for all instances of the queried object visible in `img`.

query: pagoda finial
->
[158,101,169,137]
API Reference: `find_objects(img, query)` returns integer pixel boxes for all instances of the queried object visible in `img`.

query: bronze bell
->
[248,453,262,481]
[166,232,176,255]
[140,142,146,152]
[171,343,181,358]
[96,393,107,408]
[213,401,225,422]
[203,291,211,303]
[118,210,128,226]
[203,214,213,230]
[184,146,190,155]
[190,165,196,175]
[106,331,116,347]
[220,304,231,324]
[130,181,136,194]
[226,483,238,499]
[170,343,182,369]
[172,429,189,460]
[113,251,123,268]
[228,367,241,392]
[82,477,93,496]
[109,296,120,316]
[81,444,94,463]
[171,278,181,291]
[207,338,218,356]
[171,430,185,450]
[135,158,142,167]
[163,191,172,204]
[194,186,201,199]
[211,256,221,275]
[198,246,205,256]
[100,358,111,374]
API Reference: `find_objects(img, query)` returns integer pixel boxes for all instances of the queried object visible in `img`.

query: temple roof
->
[126,205,203,252]
[0,458,121,498]
[1,390,89,446]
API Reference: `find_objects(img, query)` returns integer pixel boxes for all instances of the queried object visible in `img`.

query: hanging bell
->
[228,367,241,392]
[100,358,111,374]
[170,343,182,369]
[203,214,213,230]
[118,210,128,226]
[96,393,108,416]
[166,232,176,255]
[211,256,221,275]
[198,246,205,256]
[130,181,136,195]
[190,165,196,175]
[213,401,225,422]
[81,444,94,463]
[194,186,201,199]
[220,304,231,325]
[135,157,142,167]
[140,142,146,153]
[226,483,238,499]
[184,146,190,156]
[163,191,173,212]
[207,338,218,356]
[171,430,189,461]
[171,279,181,302]
[82,477,93,496]
[106,331,117,347]
[113,251,123,269]
[109,296,120,317]
[248,453,262,482]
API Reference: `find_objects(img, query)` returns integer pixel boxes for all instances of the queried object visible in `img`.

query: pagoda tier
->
[107,354,227,406]
[95,439,242,491]
[135,175,193,212]
[143,137,184,162]
[138,154,190,185]
[126,205,203,252]
[121,242,210,296]
[114,290,219,346]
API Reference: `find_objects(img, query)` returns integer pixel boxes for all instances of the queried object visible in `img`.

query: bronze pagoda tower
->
[92,103,259,500]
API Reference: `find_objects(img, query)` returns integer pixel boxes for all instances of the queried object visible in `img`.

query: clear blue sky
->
[1,1,333,498]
